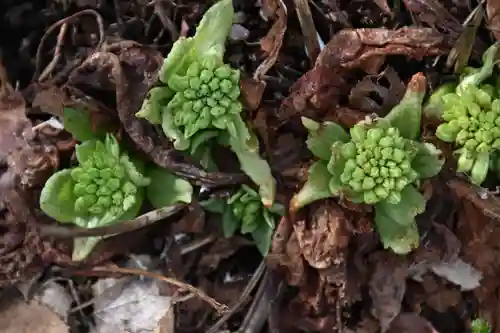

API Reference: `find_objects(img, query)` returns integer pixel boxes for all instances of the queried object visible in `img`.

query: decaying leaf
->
[487,0,500,41]
[0,293,69,333]
[369,252,408,332]
[278,27,450,122]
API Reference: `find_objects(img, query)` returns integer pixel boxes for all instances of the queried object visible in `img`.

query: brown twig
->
[38,23,69,82]
[39,204,187,238]
[34,9,105,81]
[88,266,228,314]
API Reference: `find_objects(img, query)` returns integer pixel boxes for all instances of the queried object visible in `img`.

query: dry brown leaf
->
[386,313,438,333]
[0,62,33,164]
[0,295,69,333]
[487,0,500,41]
[371,0,393,16]
[293,0,320,62]
[278,27,450,122]
[256,0,287,80]
[369,252,408,332]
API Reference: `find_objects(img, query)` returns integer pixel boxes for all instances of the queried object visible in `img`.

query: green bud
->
[485,112,497,124]
[369,167,379,177]
[187,62,201,78]
[122,181,137,195]
[474,88,492,109]
[199,84,210,96]
[71,167,84,181]
[457,150,474,173]
[386,161,397,168]
[228,87,240,100]
[206,97,218,107]
[363,190,379,204]
[456,129,469,144]
[348,180,362,192]
[211,106,226,117]
[184,89,197,99]
[362,177,376,190]
[374,186,389,199]
[476,142,490,153]
[456,116,470,129]
[471,153,490,185]
[362,163,372,173]
[86,168,99,179]
[344,159,357,172]
[74,197,89,213]
[199,69,213,82]
[189,77,201,90]
[367,128,384,142]
[399,160,411,173]
[373,147,382,159]
[492,139,500,149]
[381,147,393,159]
[380,167,389,178]
[85,184,97,194]
[483,132,493,144]
[467,103,481,117]
[97,186,112,196]
[389,167,402,178]
[386,191,402,204]
[436,124,455,142]
[112,191,124,205]
[88,205,104,215]
[492,99,500,113]
[392,148,406,163]
[215,66,232,79]
[107,178,121,191]
[396,177,409,191]
[379,136,393,148]
[350,125,366,143]
[369,158,378,166]
[73,183,87,197]
[97,196,112,209]
[99,168,112,179]
[464,139,479,150]
[341,142,357,158]
[113,165,126,179]
[340,171,351,184]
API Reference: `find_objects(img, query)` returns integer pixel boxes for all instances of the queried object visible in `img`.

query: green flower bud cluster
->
[228,185,264,234]
[70,149,137,218]
[168,58,242,138]
[436,87,500,154]
[338,125,418,205]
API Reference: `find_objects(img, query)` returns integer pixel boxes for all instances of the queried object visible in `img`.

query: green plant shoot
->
[40,134,193,261]
[471,318,491,333]
[291,73,444,254]
[430,42,500,185]
[136,0,276,207]
[200,185,284,256]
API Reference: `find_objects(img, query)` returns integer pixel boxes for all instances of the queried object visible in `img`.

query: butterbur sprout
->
[290,73,444,255]
[432,42,500,185]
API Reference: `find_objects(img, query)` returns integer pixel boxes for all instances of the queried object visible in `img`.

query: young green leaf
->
[73,236,102,261]
[301,117,350,161]
[374,209,420,254]
[411,142,444,178]
[374,185,426,226]
[62,107,107,142]
[75,140,98,165]
[146,165,193,208]
[199,197,226,214]
[39,169,78,223]
[136,86,174,124]
[290,161,332,212]
[252,224,274,256]
[222,206,239,237]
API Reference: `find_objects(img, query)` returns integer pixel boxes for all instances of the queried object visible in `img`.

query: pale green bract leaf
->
[39,169,78,223]
[411,142,444,179]
[301,117,350,161]
[136,87,174,124]
[73,236,102,261]
[290,161,332,212]
[384,73,426,140]
[161,103,190,150]
[374,209,420,255]
[374,185,425,226]
[75,140,98,165]
[63,107,107,142]
[159,38,196,84]
[146,165,193,208]
[120,155,151,187]
[229,128,275,208]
